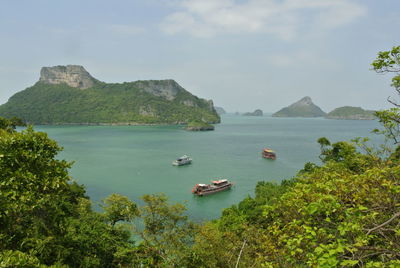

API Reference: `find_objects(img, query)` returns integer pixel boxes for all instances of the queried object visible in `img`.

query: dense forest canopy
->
[0,79,220,125]
[325,106,375,120]
[0,47,400,267]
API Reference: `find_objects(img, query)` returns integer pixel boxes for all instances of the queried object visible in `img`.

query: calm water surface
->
[35,115,381,220]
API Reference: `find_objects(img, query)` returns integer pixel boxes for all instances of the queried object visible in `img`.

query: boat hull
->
[172,160,192,166]
[262,154,276,160]
[193,183,233,196]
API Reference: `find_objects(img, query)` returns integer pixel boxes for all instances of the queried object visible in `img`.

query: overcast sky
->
[0,0,399,112]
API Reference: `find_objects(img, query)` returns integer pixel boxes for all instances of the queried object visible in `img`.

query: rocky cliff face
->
[135,79,185,101]
[272,96,326,117]
[39,65,97,89]
[293,96,314,107]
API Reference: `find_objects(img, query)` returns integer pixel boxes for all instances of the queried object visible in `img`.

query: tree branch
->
[235,239,247,268]
[387,97,400,107]
[366,212,400,235]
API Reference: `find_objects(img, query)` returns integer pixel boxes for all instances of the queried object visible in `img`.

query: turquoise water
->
[35,115,381,221]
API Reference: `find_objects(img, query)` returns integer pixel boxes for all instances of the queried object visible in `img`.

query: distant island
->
[272,96,326,117]
[214,106,226,115]
[0,65,220,125]
[325,106,375,120]
[243,109,263,116]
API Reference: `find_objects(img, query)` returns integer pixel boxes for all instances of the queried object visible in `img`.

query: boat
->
[192,179,233,196]
[172,155,192,166]
[262,148,276,159]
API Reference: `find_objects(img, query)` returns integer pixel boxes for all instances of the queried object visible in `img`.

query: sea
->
[34,114,382,221]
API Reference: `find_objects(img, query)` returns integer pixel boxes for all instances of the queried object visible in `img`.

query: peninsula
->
[272,96,326,117]
[0,65,220,125]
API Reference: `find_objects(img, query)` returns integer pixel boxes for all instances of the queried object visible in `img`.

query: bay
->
[35,115,382,221]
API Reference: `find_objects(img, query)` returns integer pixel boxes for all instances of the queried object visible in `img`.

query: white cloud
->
[160,0,367,39]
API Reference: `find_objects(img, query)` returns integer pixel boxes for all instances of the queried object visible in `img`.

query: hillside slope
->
[272,96,326,117]
[326,106,375,120]
[0,65,220,125]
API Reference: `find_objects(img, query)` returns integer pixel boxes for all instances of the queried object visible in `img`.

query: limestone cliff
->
[135,79,182,101]
[39,65,97,89]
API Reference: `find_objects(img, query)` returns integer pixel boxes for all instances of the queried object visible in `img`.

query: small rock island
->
[185,120,215,131]
[243,109,263,116]
[272,96,326,117]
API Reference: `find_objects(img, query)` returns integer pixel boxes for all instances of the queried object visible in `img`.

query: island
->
[243,109,263,116]
[184,120,215,131]
[0,65,220,125]
[214,106,227,115]
[325,106,375,120]
[272,96,326,117]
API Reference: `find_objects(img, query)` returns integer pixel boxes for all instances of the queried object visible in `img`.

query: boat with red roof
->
[191,179,233,196]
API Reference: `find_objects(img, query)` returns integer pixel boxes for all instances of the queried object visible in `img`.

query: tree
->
[372,46,400,145]
[0,116,25,132]
[372,46,400,105]
[0,121,137,267]
[133,193,196,267]
[101,193,139,227]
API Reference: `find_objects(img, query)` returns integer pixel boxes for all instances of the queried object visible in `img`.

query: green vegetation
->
[372,46,400,145]
[185,120,215,131]
[1,47,400,267]
[0,80,220,125]
[326,106,375,120]
[0,120,196,267]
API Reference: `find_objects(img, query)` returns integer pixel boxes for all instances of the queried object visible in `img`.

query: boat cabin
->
[212,179,228,186]
[172,155,192,166]
[177,155,189,161]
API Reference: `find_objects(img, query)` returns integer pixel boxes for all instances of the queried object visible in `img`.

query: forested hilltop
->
[0,48,400,267]
[0,65,220,125]
[326,106,375,120]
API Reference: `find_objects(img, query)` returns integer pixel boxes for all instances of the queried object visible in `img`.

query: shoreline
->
[29,122,219,127]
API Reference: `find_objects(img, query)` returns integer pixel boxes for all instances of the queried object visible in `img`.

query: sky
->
[0,0,399,113]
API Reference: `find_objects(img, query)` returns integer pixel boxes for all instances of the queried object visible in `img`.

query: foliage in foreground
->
[0,120,195,267]
[193,139,399,267]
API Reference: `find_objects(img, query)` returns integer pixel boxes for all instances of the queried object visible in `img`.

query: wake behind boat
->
[192,179,233,196]
[172,155,192,166]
